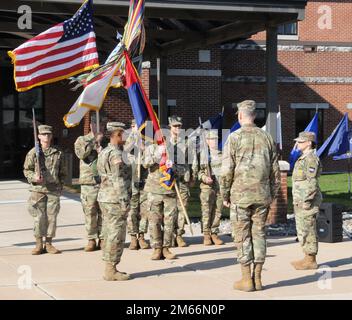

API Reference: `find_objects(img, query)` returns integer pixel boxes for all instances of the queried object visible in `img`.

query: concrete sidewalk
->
[0,180,351,300]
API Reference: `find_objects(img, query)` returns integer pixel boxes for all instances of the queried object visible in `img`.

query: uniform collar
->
[300,148,315,160]
[241,123,257,128]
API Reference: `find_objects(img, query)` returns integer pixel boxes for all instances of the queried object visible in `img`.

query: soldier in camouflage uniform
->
[74,113,107,252]
[291,131,322,270]
[168,115,196,247]
[143,131,178,260]
[198,130,224,246]
[221,100,281,292]
[23,125,67,255]
[97,122,132,281]
[125,119,150,250]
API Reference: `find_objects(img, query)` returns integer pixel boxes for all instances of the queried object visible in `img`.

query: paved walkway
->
[0,180,351,300]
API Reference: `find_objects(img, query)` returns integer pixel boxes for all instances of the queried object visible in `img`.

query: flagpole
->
[96,110,100,133]
[159,128,194,236]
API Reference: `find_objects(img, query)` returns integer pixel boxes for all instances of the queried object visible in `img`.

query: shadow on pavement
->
[14,237,82,247]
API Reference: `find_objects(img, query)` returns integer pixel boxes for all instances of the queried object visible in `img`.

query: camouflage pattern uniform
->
[74,132,106,241]
[221,106,280,266]
[97,138,132,265]
[23,127,67,240]
[143,143,177,249]
[198,136,224,235]
[292,134,322,256]
[124,130,149,236]
[169,135,195,237]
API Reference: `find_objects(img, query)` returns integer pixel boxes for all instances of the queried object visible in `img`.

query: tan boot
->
[291,254,318,270]
[162,247,177,260]
[103,262,130,281]
[176,235,187,247]
[253,263,263,291]
[151,248,162,260]
[97,239,104,250]
[84,239,96,252]
[138,233,150,249]
[233,264,255,292]
[31,237,44,255]
[45,237,61,254]
[129,235,139,250]
[203,233,213,246]
[211,233,224,245]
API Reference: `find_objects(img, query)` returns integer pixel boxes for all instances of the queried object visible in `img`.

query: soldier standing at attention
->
[74,113,107,252]
[221,100,281,292]
[168,115,196,248]
[97,122,132,281]
[125,119,150,250]
[143,127,177,260]
[24,125,67,255]
[198,130,224,246]
[291,132,322,270]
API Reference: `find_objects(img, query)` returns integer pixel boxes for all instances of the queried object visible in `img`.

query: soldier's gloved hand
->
[204,177,213,185]
[97,145,103,154]
[134,180,145,189]
[223,200,231,208]
[302,202,312,210]
[95,132,104,143]
[34,174,43,184]
[166,160,173,169]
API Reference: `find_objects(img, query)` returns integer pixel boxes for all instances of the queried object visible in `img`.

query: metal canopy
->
[0,0,307,59]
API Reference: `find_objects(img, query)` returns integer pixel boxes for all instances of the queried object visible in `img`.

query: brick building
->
[1,0,351,179]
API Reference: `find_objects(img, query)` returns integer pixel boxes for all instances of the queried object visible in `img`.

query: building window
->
[199,50,211,63]
[295,109,324,147]
[151,99,176,118]
[278,22,298,36]
[0,57,45,178]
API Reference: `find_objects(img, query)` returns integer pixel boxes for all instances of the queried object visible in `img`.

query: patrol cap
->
[106,122,126,133]
[38,125,53,134]
[206,130,218,140]
[168,115,183,126]
[236,100,256,114]
[294,131,316,143]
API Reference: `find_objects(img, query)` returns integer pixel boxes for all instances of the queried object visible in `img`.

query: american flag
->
[8,0,99,92]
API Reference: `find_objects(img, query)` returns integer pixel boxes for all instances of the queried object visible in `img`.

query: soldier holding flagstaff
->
[24,115,67,255]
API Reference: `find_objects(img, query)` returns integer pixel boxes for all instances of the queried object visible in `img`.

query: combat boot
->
[138,233,150,249]
[103,262,130,281]
[211,233,224,245]
[253,263,263,291]
[291,254,318,270]
[176,235,187,247]
[162,247,177,260]
[44,237,61,254]
[129,235,139,250]
[203,233,213,246]
[84,239,96,252]
[31,237,44,255]
[233,264,255,292]
[97,239,104,250]
[151,248,162,260]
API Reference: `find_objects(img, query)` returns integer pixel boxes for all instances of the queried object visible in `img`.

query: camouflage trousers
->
[200,187,223,234]
[99,202,128,265]
[80,185,104,240]
[148,193,177,248]
[27,191,60,238]
[294,204,319,255]
[231,204,269,265]
[175,182,190,236]
[127,190,149,235]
